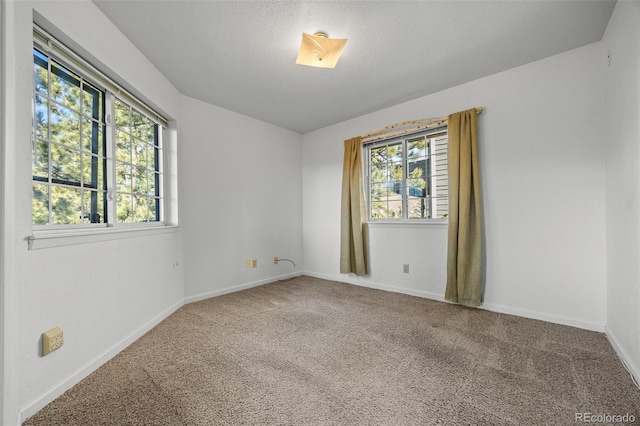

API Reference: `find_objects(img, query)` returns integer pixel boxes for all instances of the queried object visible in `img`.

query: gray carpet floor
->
[24,276,640,425]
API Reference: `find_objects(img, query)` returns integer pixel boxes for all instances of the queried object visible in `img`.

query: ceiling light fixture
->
[295,32,347,69]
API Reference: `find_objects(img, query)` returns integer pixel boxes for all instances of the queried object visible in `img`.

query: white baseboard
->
[304,270,445,301]
[480,301,604,332]
[184,272,303,305]
[19,299,184,424]
[303,270,605,332]
[605,327,640,388]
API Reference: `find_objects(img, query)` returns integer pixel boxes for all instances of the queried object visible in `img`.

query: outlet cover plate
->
[42,327,64,355]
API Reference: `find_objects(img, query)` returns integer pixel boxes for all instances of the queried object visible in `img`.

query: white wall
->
[181,96,303,302]
[1,1,184,424]
[603,0,640,383]
[1,1,628,423]
[303,42,607,331]
[0,0,8,422]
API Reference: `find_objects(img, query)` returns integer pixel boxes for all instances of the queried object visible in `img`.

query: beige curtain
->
[445,109,483,307]
[340,137,368,276]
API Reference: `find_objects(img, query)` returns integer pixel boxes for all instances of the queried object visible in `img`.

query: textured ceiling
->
[92,0,616,133]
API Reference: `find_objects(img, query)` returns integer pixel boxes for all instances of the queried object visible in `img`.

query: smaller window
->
[365,128,448,220]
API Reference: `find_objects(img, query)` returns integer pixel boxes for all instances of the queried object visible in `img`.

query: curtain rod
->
[359,107,482,144]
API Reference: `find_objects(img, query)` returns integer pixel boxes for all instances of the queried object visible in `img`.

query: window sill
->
[28,224,180,250]
[367,220,448,230]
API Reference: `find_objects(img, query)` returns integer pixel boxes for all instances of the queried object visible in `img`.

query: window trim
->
[366,220,448,229]
[364,126,449,223]
[28,224,180,250]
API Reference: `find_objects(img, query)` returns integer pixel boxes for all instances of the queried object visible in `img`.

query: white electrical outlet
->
[246,258,252,268]
[42,327,64,355]
[403,264,409,273]
[252,259,258,268]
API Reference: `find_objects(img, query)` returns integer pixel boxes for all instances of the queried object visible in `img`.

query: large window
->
[32,29,165,228]
[365,128,448,220]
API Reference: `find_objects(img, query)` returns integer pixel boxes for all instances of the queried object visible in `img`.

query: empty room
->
[1,0,639,424]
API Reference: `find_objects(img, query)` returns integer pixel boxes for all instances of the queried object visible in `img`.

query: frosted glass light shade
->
[295,32,347,69]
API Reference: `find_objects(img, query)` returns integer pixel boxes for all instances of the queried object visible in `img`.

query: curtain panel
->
[340,137,368,276]
[445,109,484,307]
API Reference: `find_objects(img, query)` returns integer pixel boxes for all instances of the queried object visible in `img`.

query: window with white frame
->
[365,128,448,220]
[31,28,165,227]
